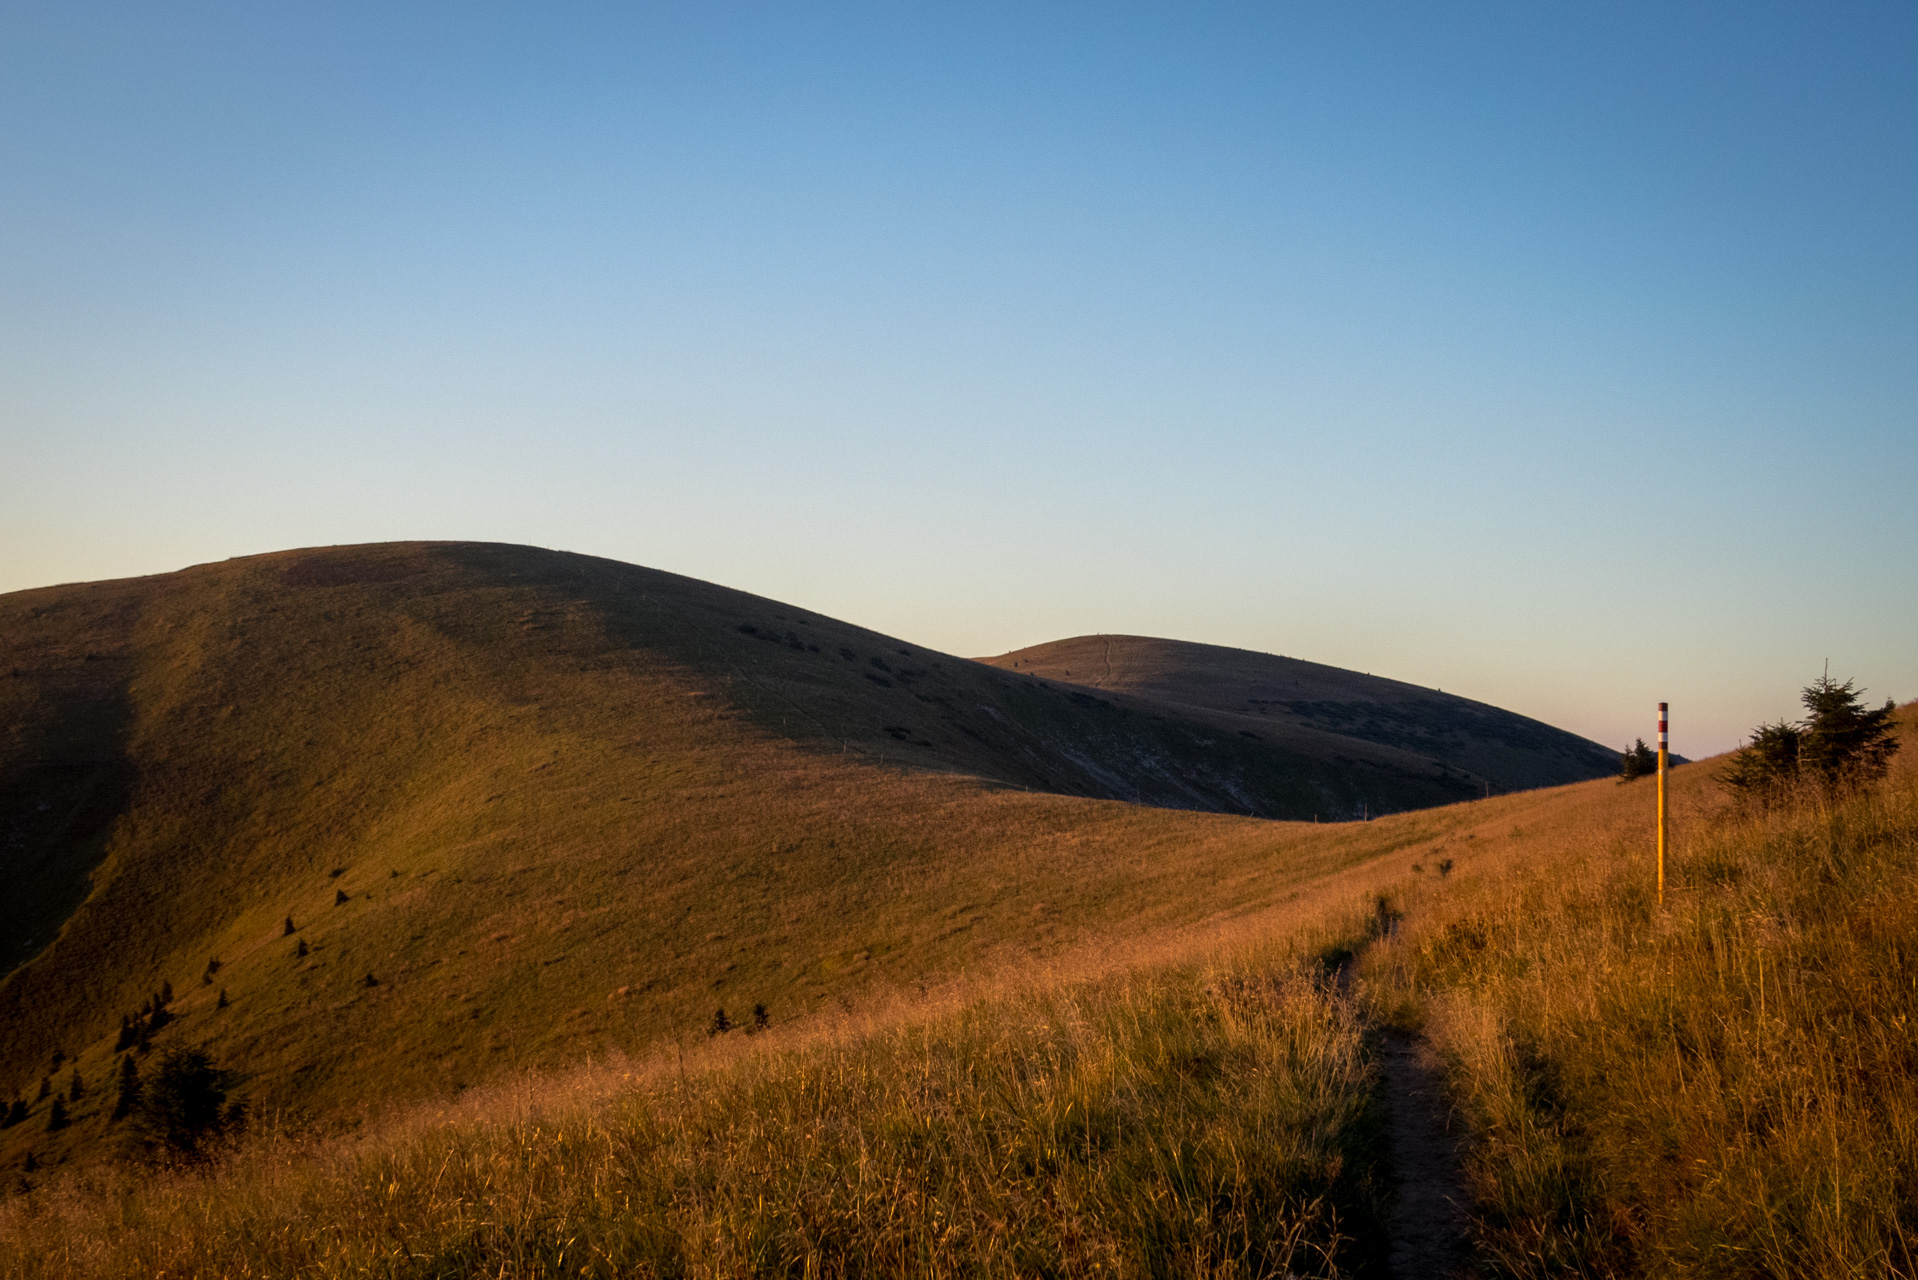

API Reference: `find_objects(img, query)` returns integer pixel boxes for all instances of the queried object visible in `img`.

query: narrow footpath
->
[1379,1029,1474,1279]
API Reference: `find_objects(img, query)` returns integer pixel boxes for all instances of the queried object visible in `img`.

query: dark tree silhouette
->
[283,915,297,936]
[44,1097,67,1132]
[110,1055,141,1121]
[129,1047,237,1158]
[707,1007,732,1036]
[1723,674,1900,802]
[1619,738,1658,781]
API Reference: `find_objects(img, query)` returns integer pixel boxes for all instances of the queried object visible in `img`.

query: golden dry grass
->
[2,710,1911,1276]
[1360,706,1918,1277]
[0,901,1397,1279]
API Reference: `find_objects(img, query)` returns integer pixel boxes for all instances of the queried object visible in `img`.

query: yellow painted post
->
[1656,701,1668,907]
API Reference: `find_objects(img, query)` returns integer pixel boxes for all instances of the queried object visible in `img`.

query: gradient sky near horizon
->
[4,2,1914,758]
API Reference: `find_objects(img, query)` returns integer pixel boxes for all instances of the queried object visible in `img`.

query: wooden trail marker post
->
[1656,701,1669,907]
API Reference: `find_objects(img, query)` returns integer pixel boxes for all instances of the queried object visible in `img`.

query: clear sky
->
[4,2,1913,757]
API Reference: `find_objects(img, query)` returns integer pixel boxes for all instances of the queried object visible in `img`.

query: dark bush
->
[127,1047,238,1159]
[110,1055,140,1122]
[1722,674,1899,803]
[1619,738,1658,781]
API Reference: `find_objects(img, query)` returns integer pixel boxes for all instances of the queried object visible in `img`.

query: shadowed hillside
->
[0,541,1494,1168]
[983,634,1622,794]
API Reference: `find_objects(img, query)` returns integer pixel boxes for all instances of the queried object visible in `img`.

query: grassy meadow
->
[1360,704,1918,1277]
[2,706,1911,1276]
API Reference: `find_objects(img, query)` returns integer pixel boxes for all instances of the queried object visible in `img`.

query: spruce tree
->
[752,1003,770,1032]
[44,1097,66,1132]
[67,1069,82,1101]
[36,1075,49,1101]
[296,938,309,958]
[283,915,297,936]
[110,1055,140,1121]
[1619,738,1658,781]
[131,1047,236,1157]
[1,1098,23,1128]
[1800,675,1900,787]
[217,988,229,1009]
[1722,674,1901,801]
[335,888,349,905]
[707,1007,732,1036]
[115,1015,135,1052]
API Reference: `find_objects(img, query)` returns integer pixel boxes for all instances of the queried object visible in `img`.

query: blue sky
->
[4,2,1914,756]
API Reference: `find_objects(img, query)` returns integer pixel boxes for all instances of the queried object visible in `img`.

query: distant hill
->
[980,634,1622,795]
[0,543,1612,1169]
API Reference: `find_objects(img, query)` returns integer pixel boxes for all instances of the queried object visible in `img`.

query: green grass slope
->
[0,541,1489,1169]
[983,634,1623,794]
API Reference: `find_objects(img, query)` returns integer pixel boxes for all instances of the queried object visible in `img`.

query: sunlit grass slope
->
[985,634,1622,794]
[1,947,1392,1279]
[1361,704,1918,1277]
[0,541,1489,1170]
[5,700,1907,1276]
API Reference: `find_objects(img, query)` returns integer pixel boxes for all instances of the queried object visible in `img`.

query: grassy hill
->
[1,540,1588,1171]
[983,634,1624,794]
[8,688,1907,1278]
